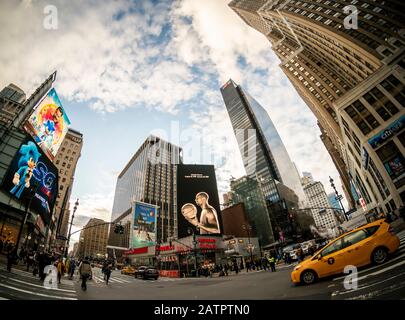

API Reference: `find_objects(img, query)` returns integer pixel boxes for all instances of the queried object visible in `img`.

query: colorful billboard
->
[131,201,157,248]
[24,88,71,160]
[177,164,223,238]
[2,138,59,224]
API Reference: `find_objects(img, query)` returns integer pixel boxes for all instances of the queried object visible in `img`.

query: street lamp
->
[65,199,79,257]
[329,177,348,221]
[242,224,254,263]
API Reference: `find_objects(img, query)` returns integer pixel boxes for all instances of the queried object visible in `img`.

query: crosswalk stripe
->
[333,250,405,281]
[333,271,405,296]
[0,274,76,293]
[0,297,9,300]
[0,268,75,289]
[0,283,77,300]
[356,259,405,281]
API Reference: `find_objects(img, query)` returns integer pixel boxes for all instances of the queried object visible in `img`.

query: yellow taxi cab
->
[121,266,136,275]
[291,219,400,285]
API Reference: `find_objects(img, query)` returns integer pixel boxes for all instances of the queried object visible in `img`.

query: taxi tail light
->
[388,226,395,235]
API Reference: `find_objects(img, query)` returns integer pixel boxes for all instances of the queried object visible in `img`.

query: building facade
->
[230,176,275,246]
[221,79,306,205]
[228,0,405,216]
[220,202,254,238]
[77,218,109,259]
[303,180,340,231]
[50,128,83,251]
[0,73,58,252]
[107,135,182,260]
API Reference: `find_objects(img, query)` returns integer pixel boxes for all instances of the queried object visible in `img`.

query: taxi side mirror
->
[317,254,322,260]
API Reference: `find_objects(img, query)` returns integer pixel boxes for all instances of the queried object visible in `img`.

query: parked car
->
[134,266,159,280]
[121,266,136,275]
[291,219,400,285]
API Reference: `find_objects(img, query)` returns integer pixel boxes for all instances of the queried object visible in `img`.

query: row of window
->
[344,74,404,136]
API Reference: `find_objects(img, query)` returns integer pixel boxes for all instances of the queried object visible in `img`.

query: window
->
[321,239,343,257]
[342,230,368,248]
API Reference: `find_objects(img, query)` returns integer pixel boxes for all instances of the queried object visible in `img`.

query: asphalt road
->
[1,230,404,300]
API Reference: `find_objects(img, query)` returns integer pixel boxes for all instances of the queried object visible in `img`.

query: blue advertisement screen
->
[132,202,157,248]
[2,137,58,224]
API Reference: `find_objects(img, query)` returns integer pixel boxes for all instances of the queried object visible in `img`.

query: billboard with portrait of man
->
[131,201,157,249]
[177,164,223,238]
[24,88,71,160]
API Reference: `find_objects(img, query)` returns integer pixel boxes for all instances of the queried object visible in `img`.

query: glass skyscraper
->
[220,79,306,205]
[107,135,182,258]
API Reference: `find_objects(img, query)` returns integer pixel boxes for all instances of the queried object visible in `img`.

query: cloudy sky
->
[0,0,347,249]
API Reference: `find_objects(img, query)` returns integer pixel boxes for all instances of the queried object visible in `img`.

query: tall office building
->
[229,0,405,217]
[303,180,340,231]
[230,176,275,246]
[220,79,306,205]
[107,135,182,259]
[51,128,83,250]
[76,218,109,259]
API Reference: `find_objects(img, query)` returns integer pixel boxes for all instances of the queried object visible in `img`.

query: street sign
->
[359,198,367,212]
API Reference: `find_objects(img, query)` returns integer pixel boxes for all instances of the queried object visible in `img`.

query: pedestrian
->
[56,259,65,284]
[233,260,239,275]
[79,257,92,291]
[26,251,34,272]
[0,239,3,255]
[269,255,277,272]
[104,264,112,284]
[224,263,229,276]
[262,257,268,271]
[102,261,108,280]
[69,259,76,280]
[6,245,17,272]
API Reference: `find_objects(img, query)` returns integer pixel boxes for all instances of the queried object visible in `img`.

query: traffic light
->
[114,224,124,234]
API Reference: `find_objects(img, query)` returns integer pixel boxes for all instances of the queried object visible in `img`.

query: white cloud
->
[1,0,351,230]
[68,192,114,249]
[170,0,348,204]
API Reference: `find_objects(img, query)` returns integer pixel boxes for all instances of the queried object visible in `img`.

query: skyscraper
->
[107,135,182,260]
[229,0,405,216]
[303,180,340,231]
[50,128,83,251]
[220,79,306,204]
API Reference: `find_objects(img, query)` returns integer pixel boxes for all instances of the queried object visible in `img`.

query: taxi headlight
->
[294,265,302,271]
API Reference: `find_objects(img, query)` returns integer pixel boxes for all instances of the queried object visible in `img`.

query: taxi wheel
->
[300,270,317,285]
[371,247,388,265]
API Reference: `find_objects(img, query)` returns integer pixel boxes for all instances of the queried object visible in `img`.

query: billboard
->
[131,201,157,248]
[177,164,223,238]
[2,138,59,224]
[24,88,71,160]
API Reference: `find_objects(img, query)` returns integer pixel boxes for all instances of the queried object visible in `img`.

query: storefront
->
[124,235,226,278]
[223,237,261,268]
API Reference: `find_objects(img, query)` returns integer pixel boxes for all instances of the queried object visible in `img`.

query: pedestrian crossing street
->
[331,230,405,299]
[0,265,77,300]
[86,269,185,288]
